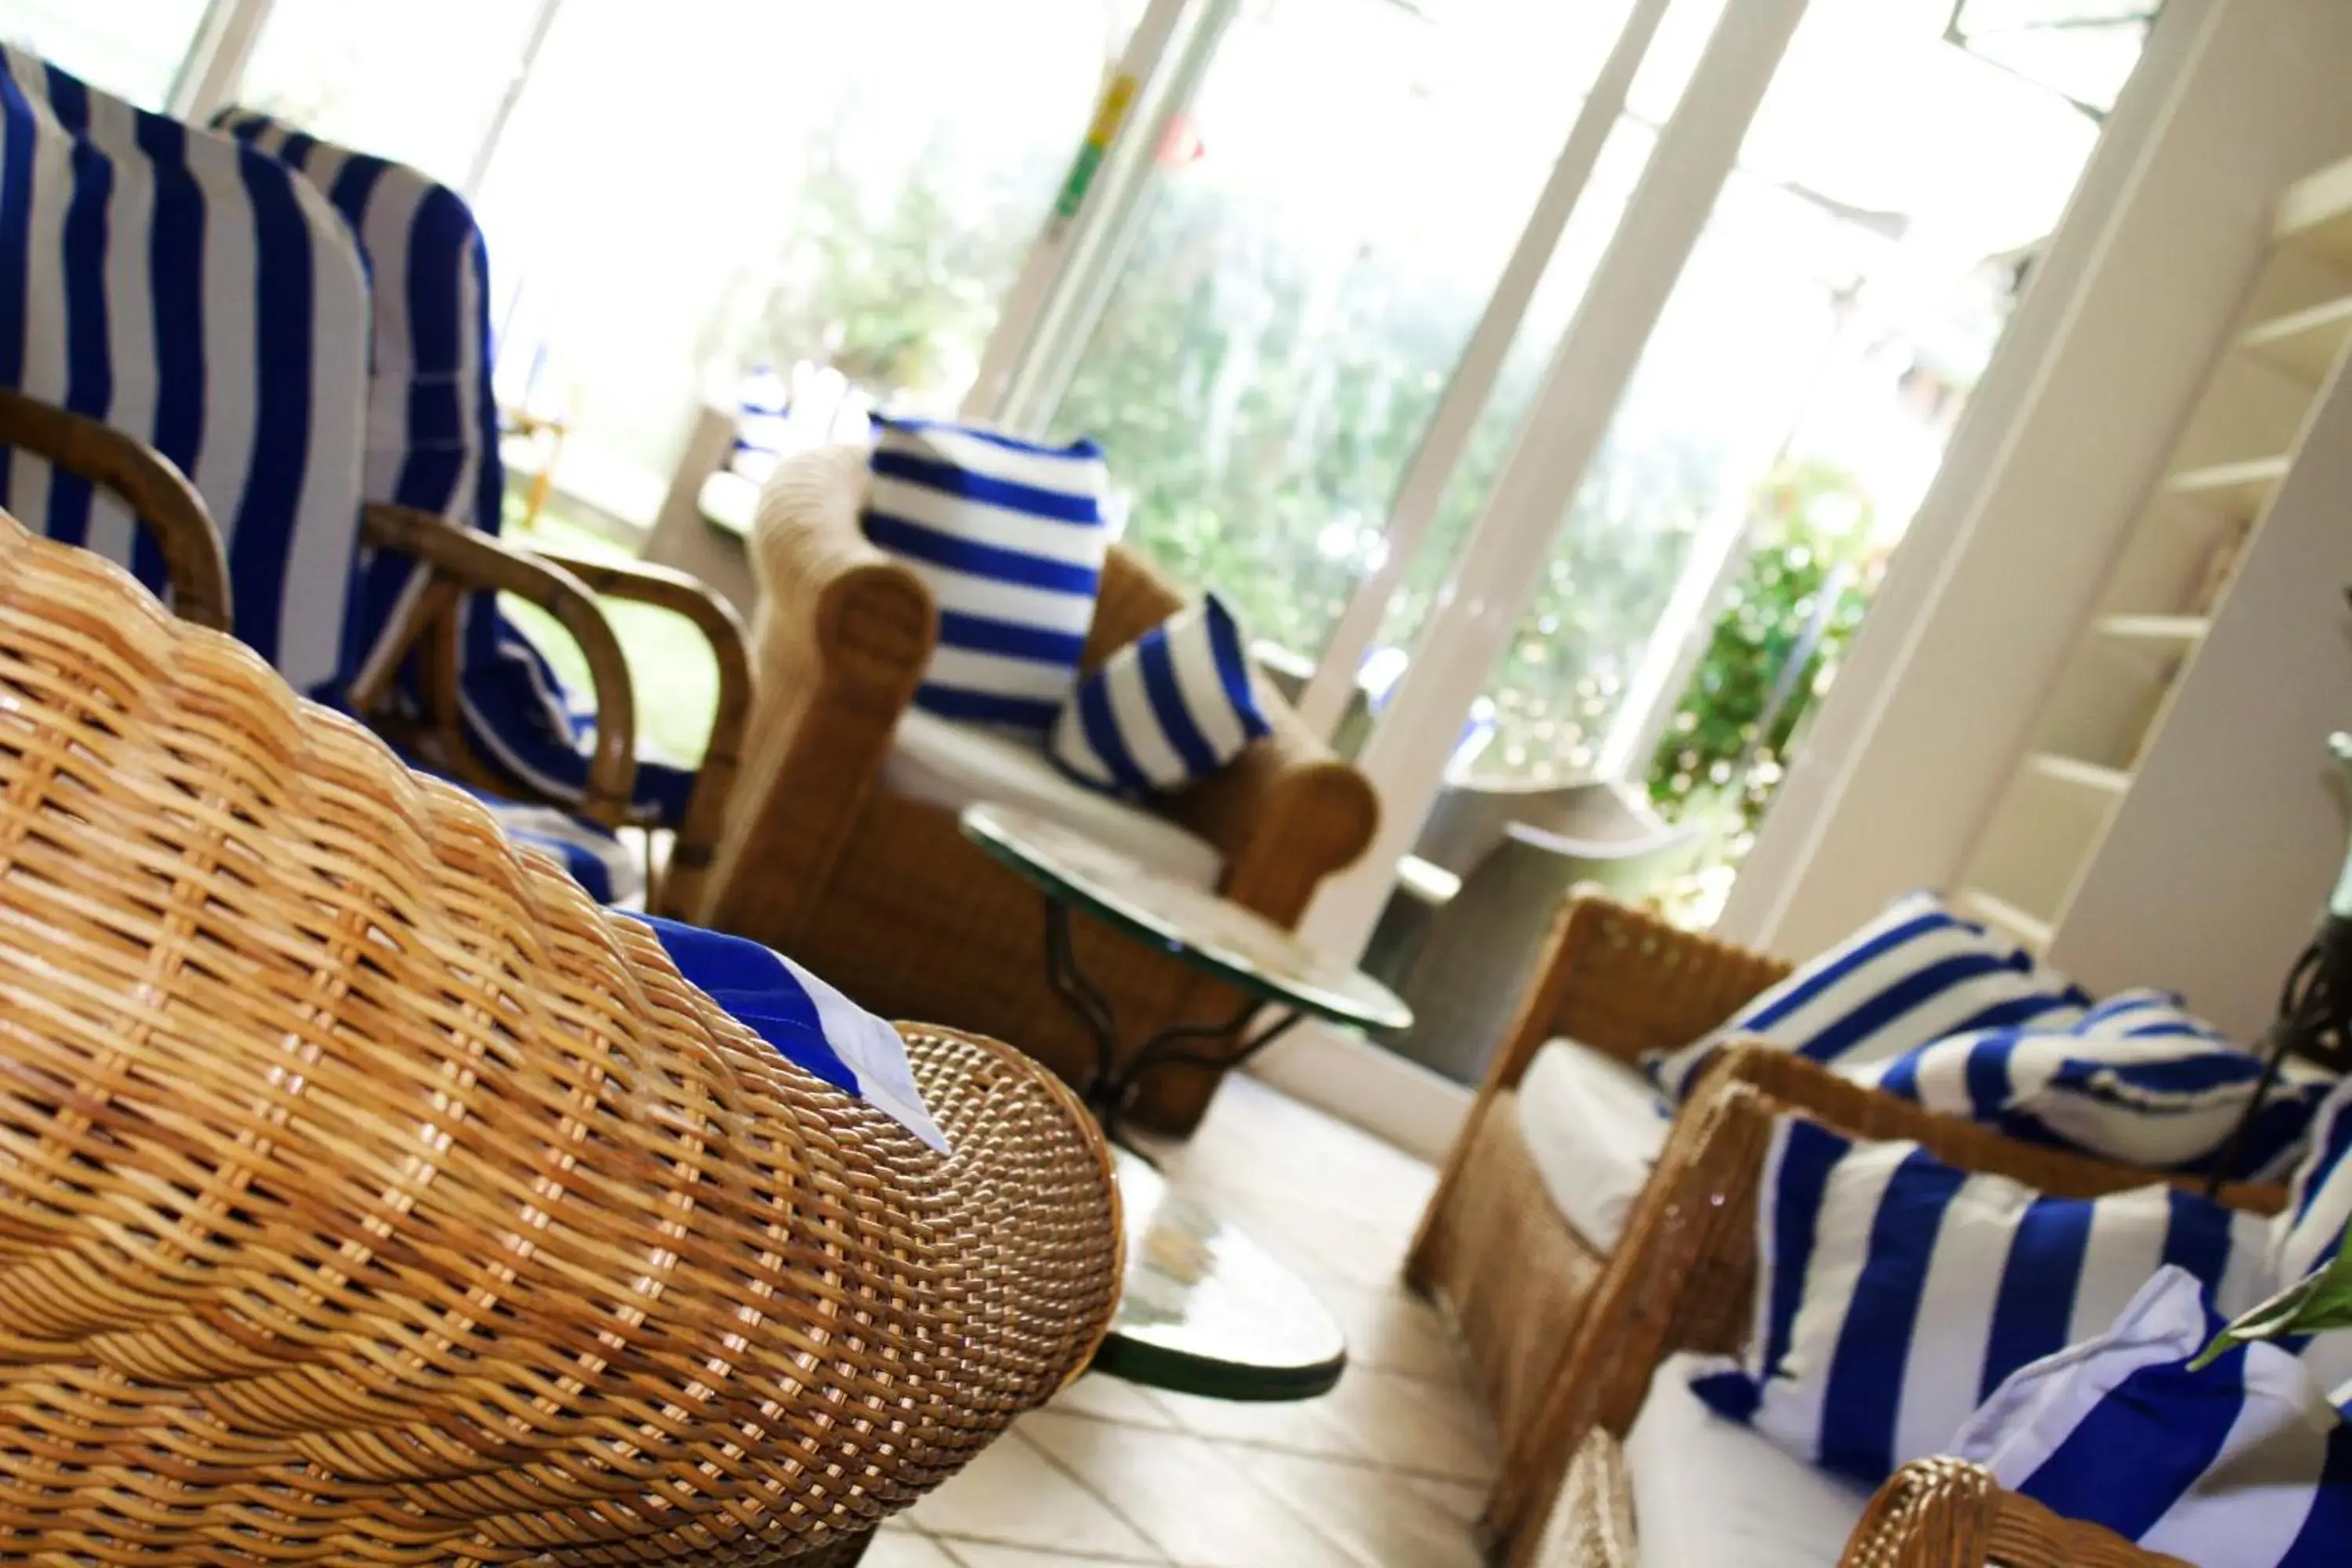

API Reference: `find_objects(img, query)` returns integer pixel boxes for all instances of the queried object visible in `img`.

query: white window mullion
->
[1292,0,1675,741]
[167,0,276,122]
[1297,0,1817,964]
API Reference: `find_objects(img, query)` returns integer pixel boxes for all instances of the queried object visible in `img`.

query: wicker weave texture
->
[1841,1458,2193,1568]
[0,514,1121,1564]
[699,445,1378,1133]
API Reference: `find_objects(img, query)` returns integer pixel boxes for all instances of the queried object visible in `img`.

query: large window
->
[0,0,211,108]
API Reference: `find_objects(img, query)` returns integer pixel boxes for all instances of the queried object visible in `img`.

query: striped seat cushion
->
[1650,891,2092,1101]
[861,415,1109,738]
[1951,1266,2352,1566]
[214,107,698,829]
[639,915,946,1150]
[441,778,641,908]
[1848,989,2338,1180]
[1051,592,1271,796]
[2278,1078,2352,1398]
[1688,1115,2272,1486]
[0,49,369,697]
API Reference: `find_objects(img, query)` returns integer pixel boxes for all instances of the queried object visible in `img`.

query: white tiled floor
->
[884,1075,1495,1567]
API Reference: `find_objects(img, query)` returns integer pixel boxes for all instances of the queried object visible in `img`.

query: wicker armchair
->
[693,444,1379,1134]
[1838,1458,2190,1567]
[0,508,1122,1564]
[0,387,752,918]
[1404,896,1788,1461]
[1497,1046,2282,1567]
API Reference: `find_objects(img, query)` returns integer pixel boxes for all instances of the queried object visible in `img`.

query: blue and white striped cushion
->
[1650,891,2092,1101]
[214,107,699,830]
[638,915,946,1151]
[1688,1116,2273,1486]
[441,779,641,908]
[1848,989,2339,1179]
[1950,1266,2352,1566]
[2278,1077,2352,1398]
[0,49,370,697]
[861,415,1109,737]
[1051,592,1271,796]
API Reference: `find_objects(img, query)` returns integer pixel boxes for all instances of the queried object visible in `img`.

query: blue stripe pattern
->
[2278,1078,2352,1402]
[1690,1117,2270,1487]
[860,413,1109,741]
[0,49,370,695]
[214,107,697,829]
[444,779,638,907]
[1849,987,2339,1178]
[638,914,948,1151]
[1051,592,1272,797]
[1649,893,2093,1102]
[1952,1267,2352,1566]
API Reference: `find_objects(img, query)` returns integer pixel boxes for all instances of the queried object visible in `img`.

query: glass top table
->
[960,803,1409,1402]
[962,804,1410,1141]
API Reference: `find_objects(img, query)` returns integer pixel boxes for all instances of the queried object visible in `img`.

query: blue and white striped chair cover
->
[0,53,637,902]
[211,107,699,831]
[0,46,370,698]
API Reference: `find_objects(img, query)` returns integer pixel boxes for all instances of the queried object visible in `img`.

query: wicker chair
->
[1404,896,1788,1468]
[0,508,1123,1564]
[1497,1046,2282,1567]
[693,445,1380,1134]
[1836,1457,2190,1567]
[0,387,752,917]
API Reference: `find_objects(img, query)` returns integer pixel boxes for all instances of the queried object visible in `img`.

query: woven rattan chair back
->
[0,510,1121,1564]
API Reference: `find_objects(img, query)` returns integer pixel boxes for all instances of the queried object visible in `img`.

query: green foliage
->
[2196,1235,2352,1367]
[1644,459,1882,837]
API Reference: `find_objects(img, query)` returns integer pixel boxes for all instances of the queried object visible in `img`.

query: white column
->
[1293,0,1675,739]
[462,0,568,202]
[168,0,276,122]
[1298,0,1813,960]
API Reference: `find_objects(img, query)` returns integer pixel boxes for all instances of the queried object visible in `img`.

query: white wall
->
[1719,0,2352,961]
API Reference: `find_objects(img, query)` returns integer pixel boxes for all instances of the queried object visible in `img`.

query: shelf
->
[1958,889,2055,951]
[2026,753,2132,797]
[2240,296,2352,383]
[2277,151,2352,272]
[2096,613,2209,644]
[2162,455,2290,516]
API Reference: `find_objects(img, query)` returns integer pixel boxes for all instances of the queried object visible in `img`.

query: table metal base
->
[1042,901,1308,1145]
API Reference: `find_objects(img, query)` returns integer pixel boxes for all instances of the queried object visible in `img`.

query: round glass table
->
[960,802,1412,1141]
[960,802,1411,1402]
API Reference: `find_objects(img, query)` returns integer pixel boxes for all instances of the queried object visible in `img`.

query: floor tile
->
[1142,1384,1371,1464]
[903,1429,1160,1560]
[1242,1449,1489,1568]
[942,1545,1174,1567]
[1050,1371,1182,1429]
[1018,1410,1361,1568]
[863,1528,964,1568]
[1323,1366,1499,1482]
[1318,1281,1467,1384]
[1404,1476,1490,1527]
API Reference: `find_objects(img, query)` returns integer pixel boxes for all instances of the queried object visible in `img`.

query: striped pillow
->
[0,49,371,698]
[1849,989,2339,1179]
[1950,1266,2352,1566]
[861,416,1110,739]
[639,915,946,1152]
[1051,593,1272,796]
[2278,1077,2352,1397]
[1688,1116,2272,1486]
[1650,891,2092,1101]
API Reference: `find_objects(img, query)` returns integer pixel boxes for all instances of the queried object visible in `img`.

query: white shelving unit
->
[1954,147,2352,959]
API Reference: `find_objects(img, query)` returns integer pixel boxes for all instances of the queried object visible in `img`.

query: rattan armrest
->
[1842,1459,2193,1568]
[697,448,933,934]
[355,502,641,827]
[530,551,751,918]
[0,386,230,632]
[1169,711,1378,922]
[1483,895,1790,1094]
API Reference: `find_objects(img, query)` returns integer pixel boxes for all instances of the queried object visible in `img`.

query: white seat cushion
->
[1513,1038,1671,1250]
[1621,1354,1873,1568]
[884,708,1226,888]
